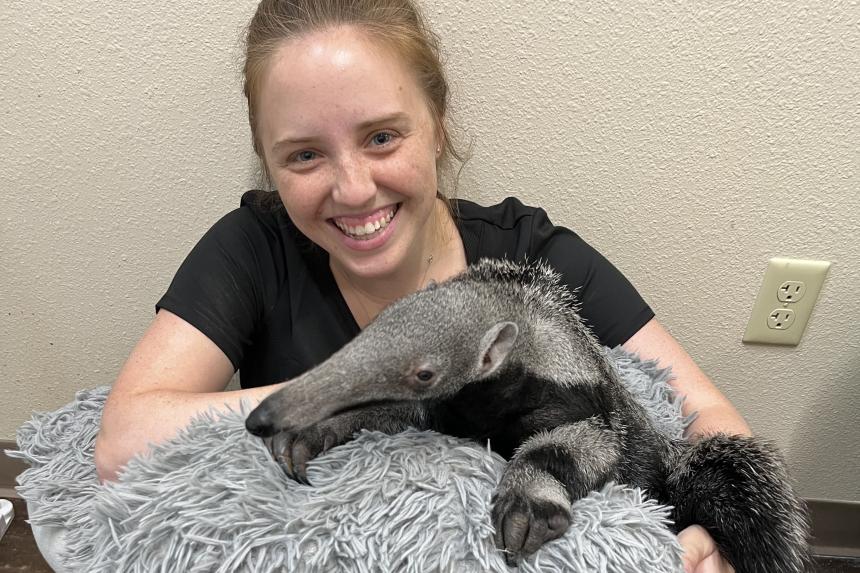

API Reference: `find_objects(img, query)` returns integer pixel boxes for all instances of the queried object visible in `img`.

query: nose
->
[245,403,278,437]
[332,152,376,206]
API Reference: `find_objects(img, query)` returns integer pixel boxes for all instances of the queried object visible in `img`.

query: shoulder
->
[455,196,544,230]
[208,190,287,243]
[161,190,305,317]
[454,196,653,347]
[195,190,313,263]
[454,196,582,261]
[156,191,308,372]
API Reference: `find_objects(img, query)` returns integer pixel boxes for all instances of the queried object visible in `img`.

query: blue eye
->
[371,132,394,146]
[294,150,317,162]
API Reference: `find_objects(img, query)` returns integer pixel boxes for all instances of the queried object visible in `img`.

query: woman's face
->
[257,26,442,280]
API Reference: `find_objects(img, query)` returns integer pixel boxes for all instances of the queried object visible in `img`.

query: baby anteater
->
[246,259,810,571]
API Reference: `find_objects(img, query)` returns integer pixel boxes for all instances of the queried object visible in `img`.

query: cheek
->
[275,173,328,216]
[380,148,438,194]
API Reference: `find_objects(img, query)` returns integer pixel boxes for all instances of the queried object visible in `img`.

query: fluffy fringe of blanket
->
[8,348,688,572]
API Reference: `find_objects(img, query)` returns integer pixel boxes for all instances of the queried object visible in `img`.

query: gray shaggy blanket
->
[8,348,689,572]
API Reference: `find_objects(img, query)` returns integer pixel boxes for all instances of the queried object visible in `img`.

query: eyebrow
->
[271,112,411,154]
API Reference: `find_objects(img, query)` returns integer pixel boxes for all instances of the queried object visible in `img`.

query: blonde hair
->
[243,0,465,207]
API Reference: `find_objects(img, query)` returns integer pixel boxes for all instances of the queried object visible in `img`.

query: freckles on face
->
[256,27,438,180]
[251,27,443,277]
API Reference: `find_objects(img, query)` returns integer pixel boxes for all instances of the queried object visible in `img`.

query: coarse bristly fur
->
[8,351,690,573]
[247,258,812,572]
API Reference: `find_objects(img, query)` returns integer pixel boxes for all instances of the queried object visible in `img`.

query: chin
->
[340,254,404,281]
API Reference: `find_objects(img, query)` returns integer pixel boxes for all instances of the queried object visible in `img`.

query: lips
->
[331,204,399,241]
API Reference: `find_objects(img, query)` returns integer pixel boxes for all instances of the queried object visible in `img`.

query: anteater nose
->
[245,404,278,437]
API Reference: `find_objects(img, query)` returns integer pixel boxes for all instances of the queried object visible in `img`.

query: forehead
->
[258,26,432,137]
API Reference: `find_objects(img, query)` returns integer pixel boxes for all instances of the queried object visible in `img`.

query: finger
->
[678,525,718,573]
[702,551,736,573]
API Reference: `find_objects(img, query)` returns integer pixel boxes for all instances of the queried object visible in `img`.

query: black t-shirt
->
[157,191,654,388]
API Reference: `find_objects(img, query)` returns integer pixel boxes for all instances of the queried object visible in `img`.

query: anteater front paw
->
[265,423,343,484]
[491,490,571,566]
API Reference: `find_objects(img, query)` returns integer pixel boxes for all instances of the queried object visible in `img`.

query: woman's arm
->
[623,317,745,573]
[94,309,285,482]
[622,318,751,438]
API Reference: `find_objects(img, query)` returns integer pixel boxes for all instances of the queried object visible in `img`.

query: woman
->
[95,1,748,570]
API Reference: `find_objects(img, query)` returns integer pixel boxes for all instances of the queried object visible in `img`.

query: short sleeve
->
[528,208,654,347]
[156,207,280,371]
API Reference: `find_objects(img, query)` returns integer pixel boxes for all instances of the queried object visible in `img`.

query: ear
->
[476,322,519,379]
[434,117,446,158]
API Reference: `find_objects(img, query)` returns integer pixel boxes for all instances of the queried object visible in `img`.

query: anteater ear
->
[476,322,519,379]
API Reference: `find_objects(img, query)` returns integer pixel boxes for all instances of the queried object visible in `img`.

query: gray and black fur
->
[246,259,810,572]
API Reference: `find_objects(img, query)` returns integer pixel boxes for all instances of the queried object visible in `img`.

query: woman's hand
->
[678,525,735,573]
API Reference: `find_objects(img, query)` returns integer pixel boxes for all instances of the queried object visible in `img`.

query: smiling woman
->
[256,26,458,291]
[94,0,755,570]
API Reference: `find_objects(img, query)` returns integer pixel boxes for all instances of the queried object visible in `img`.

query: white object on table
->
[0,498,14,540]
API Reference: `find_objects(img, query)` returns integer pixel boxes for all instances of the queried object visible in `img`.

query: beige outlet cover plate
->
[743,258,831,346]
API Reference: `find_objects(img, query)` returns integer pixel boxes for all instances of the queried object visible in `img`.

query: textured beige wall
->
[2,1,857,501]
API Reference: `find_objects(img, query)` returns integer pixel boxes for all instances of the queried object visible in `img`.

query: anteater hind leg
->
[491,418,621,565]
[668,434,811,573]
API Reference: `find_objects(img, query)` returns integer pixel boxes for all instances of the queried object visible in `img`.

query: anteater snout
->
[245,403,279,437]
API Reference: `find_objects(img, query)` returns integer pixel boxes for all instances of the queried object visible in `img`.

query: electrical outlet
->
[777,281,805,303]
[743,258,830,346]
[767,308,795,330]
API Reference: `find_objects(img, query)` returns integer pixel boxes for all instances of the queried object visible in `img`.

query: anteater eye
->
[416,370,435,382]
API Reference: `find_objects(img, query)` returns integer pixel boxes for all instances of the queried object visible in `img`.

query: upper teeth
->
[334,207,396,237]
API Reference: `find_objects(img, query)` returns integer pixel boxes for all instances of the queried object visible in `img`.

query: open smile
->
[330,204,400,241]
